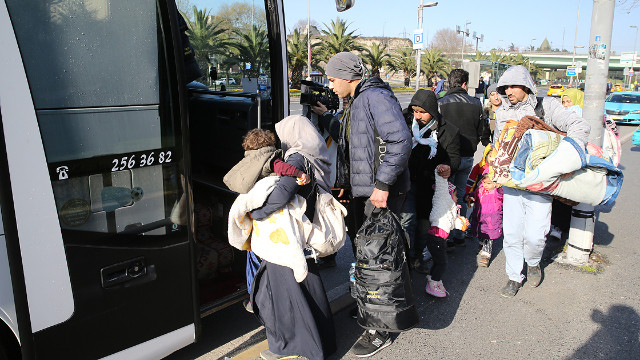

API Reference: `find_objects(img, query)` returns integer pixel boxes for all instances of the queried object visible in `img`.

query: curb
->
[231,292,355,359]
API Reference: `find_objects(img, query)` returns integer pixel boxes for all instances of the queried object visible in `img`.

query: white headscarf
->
[275,115,332,192]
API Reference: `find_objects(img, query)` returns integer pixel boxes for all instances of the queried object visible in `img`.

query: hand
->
[465,195,475,208]
[311,101,328,115]
[436,164,451,179]
[296,173,311,185]
[369,187,389,208]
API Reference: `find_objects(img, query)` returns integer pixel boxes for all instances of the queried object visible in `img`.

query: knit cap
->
[325,52,364,80]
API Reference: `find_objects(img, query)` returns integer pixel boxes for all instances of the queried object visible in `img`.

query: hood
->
[408,89,440,123]
[353,76,392,98]
[560,88,584,108]
[486,83,498,96]
[496,65,538,109]
[275,115,332,191]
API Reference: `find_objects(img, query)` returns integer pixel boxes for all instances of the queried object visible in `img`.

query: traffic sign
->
[630,68,636,77]
[566,67,577,76]
[413,29,424,50]
[621,52,636,65]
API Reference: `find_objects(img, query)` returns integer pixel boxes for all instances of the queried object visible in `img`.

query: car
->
[633,127,640,145]
[604,91,640,124]
[546,84,565,97]
[612,84,624,92]
[214,78,236,85]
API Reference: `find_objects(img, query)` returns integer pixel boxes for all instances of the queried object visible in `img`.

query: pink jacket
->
[469,184,503,240]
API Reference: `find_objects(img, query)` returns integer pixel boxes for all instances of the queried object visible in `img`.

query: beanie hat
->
[325,52,364,80]
[487,83,498,95]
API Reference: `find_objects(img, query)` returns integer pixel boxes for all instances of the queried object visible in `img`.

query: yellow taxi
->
[546,84,565,97]
[612,84,624,92]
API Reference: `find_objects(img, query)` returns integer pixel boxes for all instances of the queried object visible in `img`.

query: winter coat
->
[345,77,412,197]
[495,65,590,145]
[223,146,280,194]
[354,205,419,332]
[469,184,503,240]
[438,87,490,157]
[403,90,461,219]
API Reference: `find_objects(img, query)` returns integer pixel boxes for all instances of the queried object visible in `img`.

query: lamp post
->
[571,0,582,85]
[631,25,638,84]
[457,21,471,65]
[415,1,438,90]
[528,38,536,71]
[307,0,311,78]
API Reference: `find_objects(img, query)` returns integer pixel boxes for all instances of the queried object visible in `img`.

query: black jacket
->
[437,87,490,157]
[403,90,461,218]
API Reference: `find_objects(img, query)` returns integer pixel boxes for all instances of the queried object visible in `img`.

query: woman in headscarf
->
[560,88,585,116]
[249,115,336,360]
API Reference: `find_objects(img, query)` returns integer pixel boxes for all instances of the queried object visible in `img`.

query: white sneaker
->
[425,275,447,297]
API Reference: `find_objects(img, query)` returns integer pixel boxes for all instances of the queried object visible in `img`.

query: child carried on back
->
[464,145,503,268]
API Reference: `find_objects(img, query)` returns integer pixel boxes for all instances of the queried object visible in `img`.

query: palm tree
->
[286,28,320,89]
[361,42,391,76]
[317,17,363,61]
[388,48,416,87]
[421,48,451,78]
[231,25,270,78]
[181,6,229,76]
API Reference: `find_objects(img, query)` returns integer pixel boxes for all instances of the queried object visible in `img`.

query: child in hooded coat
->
[467,170,503,267]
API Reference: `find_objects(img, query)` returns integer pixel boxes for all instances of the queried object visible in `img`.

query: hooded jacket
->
[403,89,461,218]
[495,65,590,145]
[346,77,412,197]
[438,87,490,157]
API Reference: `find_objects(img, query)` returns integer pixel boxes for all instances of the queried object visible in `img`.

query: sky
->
[191,0,640,55]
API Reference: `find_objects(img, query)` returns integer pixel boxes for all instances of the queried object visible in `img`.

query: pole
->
[566,0,615,265]
[415,0,424,91]
[307,0,311,78]
[571,0,581,85]
[631,25,638,86]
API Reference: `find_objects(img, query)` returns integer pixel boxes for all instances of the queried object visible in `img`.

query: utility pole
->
[457,21,471,65]
[571,0,582,86]
[631,25,638,85]
[307,0,311,78]
[566,0,615,265]
[415,1,438,91]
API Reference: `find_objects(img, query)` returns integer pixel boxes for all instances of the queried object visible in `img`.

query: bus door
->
[2,0,197,358]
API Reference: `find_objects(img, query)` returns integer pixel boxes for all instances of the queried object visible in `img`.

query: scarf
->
[411,118,438,158]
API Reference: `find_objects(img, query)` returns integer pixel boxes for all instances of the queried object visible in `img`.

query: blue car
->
[604,91,640,125]
[633,128,640,145]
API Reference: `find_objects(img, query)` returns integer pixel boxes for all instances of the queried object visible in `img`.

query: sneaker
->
[549,226,562,240]
[500,280,522,298]
[425,275,447,297]
[243,299,253,313]
[527,264,542,287]
[350,329,392,357]
[478,251,491,267]
[260,349,307,360]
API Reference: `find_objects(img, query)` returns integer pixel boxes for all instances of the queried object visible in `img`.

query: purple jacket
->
[469,184,503,240]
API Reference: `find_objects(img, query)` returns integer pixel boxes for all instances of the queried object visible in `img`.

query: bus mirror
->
[335,0,355,12]
[102,186,144,212]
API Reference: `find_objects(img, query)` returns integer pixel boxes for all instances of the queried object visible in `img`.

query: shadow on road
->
[568,305,640,360]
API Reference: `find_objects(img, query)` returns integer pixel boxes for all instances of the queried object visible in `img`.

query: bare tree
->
[618,0,640,13]
[430,28,473,59]
[175,0,193,19]
[291,18,320,34]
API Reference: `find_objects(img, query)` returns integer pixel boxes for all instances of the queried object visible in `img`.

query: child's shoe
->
[478,251,491,267]
[425,275,447,297]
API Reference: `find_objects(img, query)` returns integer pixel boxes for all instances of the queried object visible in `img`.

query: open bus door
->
[0,1,198,358]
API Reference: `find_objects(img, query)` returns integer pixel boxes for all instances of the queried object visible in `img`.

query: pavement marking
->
[232,340,267,360]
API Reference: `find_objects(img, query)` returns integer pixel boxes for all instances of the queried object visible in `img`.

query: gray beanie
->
[325,52,364,80]
[487,83,498,95]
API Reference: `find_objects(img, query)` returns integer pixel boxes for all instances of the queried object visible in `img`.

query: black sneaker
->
[260,349,307,360]
[350,330,392,357]
[527,264,542,287]
[500,280,522,298]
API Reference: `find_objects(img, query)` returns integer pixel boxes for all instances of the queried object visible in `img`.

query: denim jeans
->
[502,187,552,283]
[397,182,431,260]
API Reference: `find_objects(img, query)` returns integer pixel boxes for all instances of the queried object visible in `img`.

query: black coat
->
[438,87,490,157]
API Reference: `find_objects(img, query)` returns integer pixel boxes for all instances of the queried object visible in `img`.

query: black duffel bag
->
[353,205,419,332]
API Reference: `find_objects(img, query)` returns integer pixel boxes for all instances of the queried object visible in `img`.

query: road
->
[166,91,640,360]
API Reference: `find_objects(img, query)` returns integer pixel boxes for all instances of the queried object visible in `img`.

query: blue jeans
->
[502,187,552,283]
[450,156,474,240]
[397,182,431,260]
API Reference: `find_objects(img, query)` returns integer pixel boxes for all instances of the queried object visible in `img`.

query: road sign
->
[630,68,635,77]
[621,52,635,65]
[566,67,577,76]
[623,67,629,76]
[413,29,424,50]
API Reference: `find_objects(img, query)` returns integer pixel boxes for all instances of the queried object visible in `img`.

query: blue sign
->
[566,67,577,76]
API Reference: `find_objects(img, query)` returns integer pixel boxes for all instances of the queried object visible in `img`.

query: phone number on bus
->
[111,150,172,172]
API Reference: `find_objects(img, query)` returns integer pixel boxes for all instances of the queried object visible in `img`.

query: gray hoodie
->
[495,65,590,145]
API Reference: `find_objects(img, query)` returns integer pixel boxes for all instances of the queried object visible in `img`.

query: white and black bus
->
[0,0,353,358]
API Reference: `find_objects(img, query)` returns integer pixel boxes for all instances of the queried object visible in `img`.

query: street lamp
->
[571,0,582,85]
[415,1,438,90]
[528,38,536,71]
[307,0,311,78]
[457,21,471,65]
[631,25,638,84]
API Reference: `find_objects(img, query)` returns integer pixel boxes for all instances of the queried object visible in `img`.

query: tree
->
[538,38,552,52]
[287,28,320,88]
[175,0,193,20]
[214,1,267,33]
[291,18,320,34]
[388,47,416,87]
[181,6,230,77]
[421,48,451,77]
[317,17,363,61]
[430,28,472,60]
[231,25,270,77]
[361,42,391,76]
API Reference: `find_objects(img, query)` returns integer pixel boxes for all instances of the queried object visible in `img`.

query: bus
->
[0,0,353,358]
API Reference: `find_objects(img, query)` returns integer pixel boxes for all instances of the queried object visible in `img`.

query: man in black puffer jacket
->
[398,89,461,274]
[438,68,490,246]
